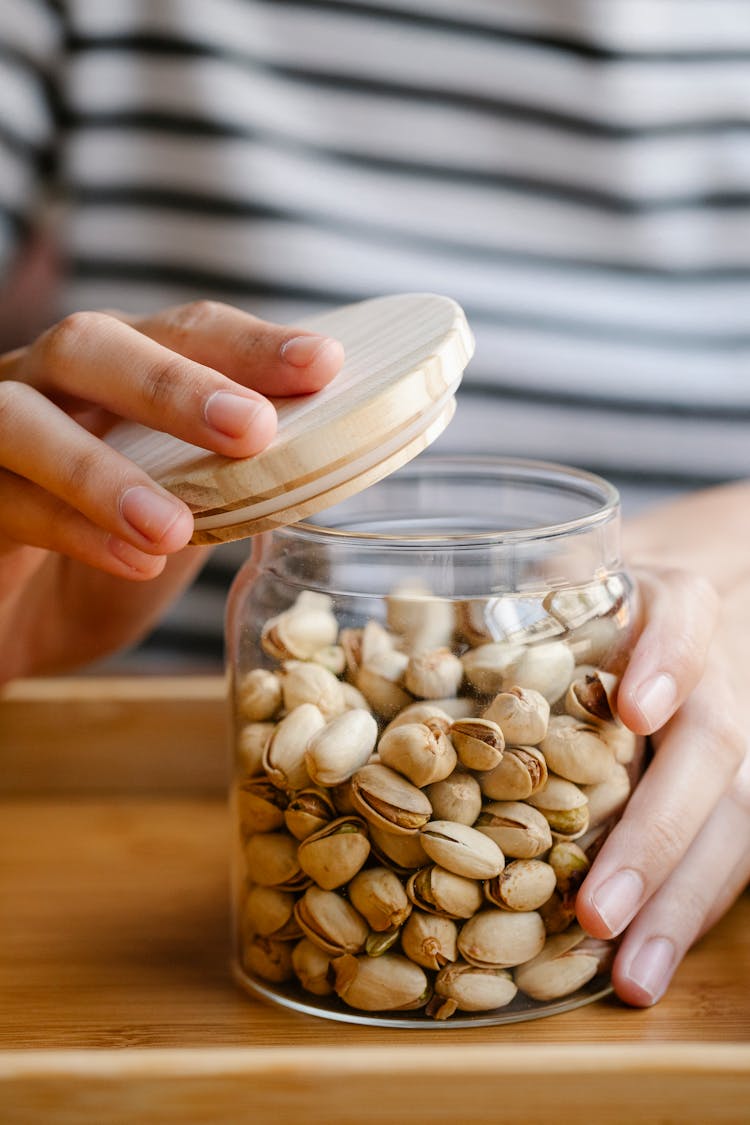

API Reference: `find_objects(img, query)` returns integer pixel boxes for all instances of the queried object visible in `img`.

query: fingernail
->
[634,673,677,731]
[590,869,644,935]
[120,486,187,544]
[626,937,676,1004]
[204,391,273,439]
[280,334,335,367]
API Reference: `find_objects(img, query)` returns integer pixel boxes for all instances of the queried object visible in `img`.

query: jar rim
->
[281,455,620,549]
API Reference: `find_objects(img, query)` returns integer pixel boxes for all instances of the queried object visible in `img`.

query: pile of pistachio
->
[234,582,638,1020]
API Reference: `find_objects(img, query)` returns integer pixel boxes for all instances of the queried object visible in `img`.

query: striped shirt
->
[2,0,750,667]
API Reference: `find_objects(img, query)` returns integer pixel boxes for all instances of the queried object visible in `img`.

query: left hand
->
[576,496,750,1006]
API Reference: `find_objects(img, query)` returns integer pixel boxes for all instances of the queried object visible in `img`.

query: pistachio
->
[406,864,483,919]
[538,890,577,935]
[455,599,495,647]
[237,669,282,722]
[430,962,517,1017]
[329,778,357,816]
[340,681,372,713]
[460,643,524,695]
[297,815,371,890]
[547,841,590,895]
[565,670,619,725]
[606,723,638,765]
[236,777,287,835]
[284,787,337,841]
[458,909,546,969]
[261,600,338,661]
[305,709,379,787]
[581,762,631,828]
[483,686,550,746]
[514,926,607,1001]
[404,648,463,700]
[509,641,575,705]
[566,616,621,667]
[294,886,369,956]
[332,953,429,1012]
[386,584,455,653]
[540,715,617,785]
[449,718,504,771]
[401,911,458,970]
[348,866,412,931]
[425,770,482,826]
[484,859,557,912]
[356,649,412,720]
[527,776,590,840]
[235,722,275,778]
[475,801,552,859]
[291,937,335,996]
[477,746,548,802]
[383,701,453,735]
[420,820,505,880]
[281,661,345,721]
[311,644,347,677]
[365,928,402,957]
[242,935,294,983]
[350,763,432,835]
[262,703,326,791]
[378,721,457,787]
[368,824,430,873]
[244,832,310,891]
[242,886,301,941]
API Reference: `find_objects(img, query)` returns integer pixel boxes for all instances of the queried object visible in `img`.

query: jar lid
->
[108,293,474,543]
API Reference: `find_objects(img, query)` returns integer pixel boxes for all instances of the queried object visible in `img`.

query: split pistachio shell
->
[356,649,412,720]
[236,722,275,777]
[484,859,557,912]
[244,832,309,891]
[460,643,524,695]
[262,703,326,791]
[401,911,458,970]
[477,746,548,802]
[582,762,632,828]
[527,776,590,840]
[404,648,463,700]
[513,925,604,1001]
[242,886,301,940]
[297,816,371,890]
[547,841,590,895]
[383,702,453,735]
[425,770,483,826]
[508,641,575,705]
[348,866,412,931]
[483,687,550,746]
[368,824,431,873]
[291,938,335,996]
[565,670,619,724]
[350,762,433,835]
[406,865,484,919]
[475,801,553,858]
[431,962,517,1017]
[386,585,455,653]
[449,718,504,771]
[281,661,345,721]
[242,935,294,982]
[294,886,369,956]
[378,721,457,787]
[458,908,546,969]
[236,778,287,835]
[261,602,338,661]
[420,820,505,879]
[305,709,379,787]
[332,953,429,1012]
[284,787,337,841]
[540,715,617,785]
[538,890,577,934]
[237,669,282,722]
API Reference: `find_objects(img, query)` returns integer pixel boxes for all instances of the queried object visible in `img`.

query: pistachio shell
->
[281,661,345,721]
[477,746,548,802]
[383,701,453,735]
[406,864,484,919]
[311,644,347,676]
[421,820,505,879]
[242,886,301,940]
[261,603,338,661]
[527,776,590,840]
[262,703,326,791]
[283,787,337,841]
[368,824,430,873]
[236,778,287,835]
[449,718,505,771]
[244,831,309,890]
[291,938,335,996]
[431,962,517,1016]
[458,909,546,969]
[305,709,379,787]
[356,650,412,720]
[424,770,483,826]
[404,648,463,700]
[242,935,294,982]
[235,722,275,778]
[565,670,619,725]
[332,953,429,1012]
[460,643,525,695]
[401,911,458,970]
[294,886,369,956]
[513,926,606,1000]
[483,686,550,746]
[581,762,631,827]
[540,715,617,785]
[547,841,590,895]
[508,641,575,705]
[297,816,371,890]
[475,801,553,859]
[348,866,412,932]
[350,763,432,836]
[484,859,557,912]
[237,669,282,722]
[386,585,455,653]
[340,681,372,713]
[378,721,457,787]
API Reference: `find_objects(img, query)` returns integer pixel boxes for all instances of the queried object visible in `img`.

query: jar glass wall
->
[227,457,644,1026]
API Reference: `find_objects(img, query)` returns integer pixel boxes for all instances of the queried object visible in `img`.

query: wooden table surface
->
[0,678,748,1123]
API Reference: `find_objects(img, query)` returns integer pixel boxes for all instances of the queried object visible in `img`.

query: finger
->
[0,470,168,581]
[0,381,194,554]
[128,300,345,397]
[617,567,719,735]
[16,311,281,459]
[611,755,750,1006]
[576,663,745,940]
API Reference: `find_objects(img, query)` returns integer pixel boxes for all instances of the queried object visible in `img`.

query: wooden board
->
[0,677,748,1123]
[106,294,474,544]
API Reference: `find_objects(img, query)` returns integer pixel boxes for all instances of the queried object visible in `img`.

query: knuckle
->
[35,311,107,368]
[636,809,690,872]
[711,716,747,775]
[162,299,227,337]
[63,445,106,498]
[0,380,30,432]
[140,354,190,411]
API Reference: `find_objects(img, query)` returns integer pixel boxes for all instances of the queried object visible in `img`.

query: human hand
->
[0,301,344,679]
[576,543,749,1006]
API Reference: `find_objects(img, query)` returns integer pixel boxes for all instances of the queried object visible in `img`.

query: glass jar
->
[227,456,644,1027]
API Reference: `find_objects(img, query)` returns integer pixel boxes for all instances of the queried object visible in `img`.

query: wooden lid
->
[107,293,474,544]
